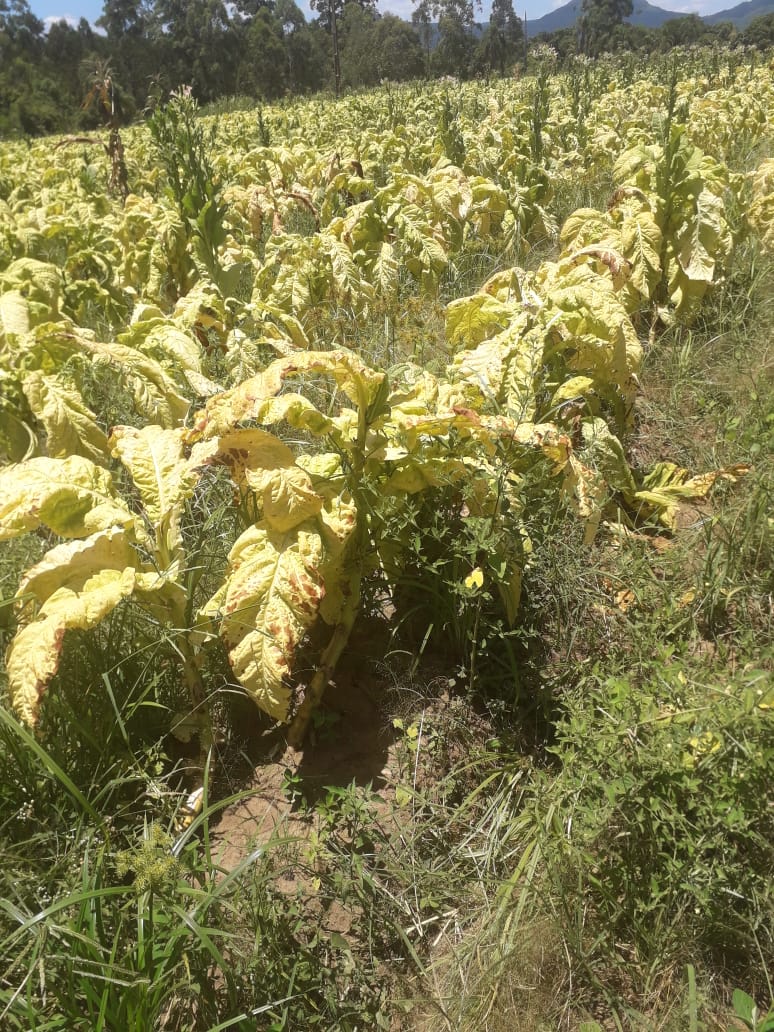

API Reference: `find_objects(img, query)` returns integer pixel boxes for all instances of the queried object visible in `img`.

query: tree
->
[151,0,239,101]
[578,0,633,56]
[476,0,523,76]
[744,12,774,48]
[339,3,379,87]
[339,9,424,87]
[274,0,327,92]
[97,0,152,38]
[310,0,377,94]
[411,4,433,77]
[0,0,43,51]
[97,1,158,109]
[659,14,706,49]
[237,7,289,98]
[372,15,425,82]
[414,0,477,79]
[0,1,63,135]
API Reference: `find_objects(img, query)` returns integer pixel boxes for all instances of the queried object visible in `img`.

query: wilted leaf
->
[0,291,31,343]
[190,427,324,532]
[22,370,109,463]
[8,528,138,724]
[0,455,134,541]
[445,294,512,349]
[110,425,198,526]
[213,521,324,720]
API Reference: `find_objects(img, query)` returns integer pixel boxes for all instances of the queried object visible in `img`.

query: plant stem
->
[178,633,212,774]
[286,566,361,750]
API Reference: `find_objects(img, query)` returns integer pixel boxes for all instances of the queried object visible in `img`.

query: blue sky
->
[28,0,743,33]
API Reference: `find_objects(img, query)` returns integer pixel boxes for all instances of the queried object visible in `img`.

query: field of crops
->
[1,48,772,1030]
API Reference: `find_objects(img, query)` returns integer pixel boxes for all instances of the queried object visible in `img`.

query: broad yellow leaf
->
[7,528,138,724]
[550,376,596,407]
[193,381,334,439]
[0,291,31,343]
[316,493,359,625]
[0,455,134,541]
[190,428,324,532]
[213,521,324,721]
[635,461,750,529]
[110,425,198,526]
[445,294,512,349]
[22,370,109,463]
[620,211,661,299]
[0,258,61,313]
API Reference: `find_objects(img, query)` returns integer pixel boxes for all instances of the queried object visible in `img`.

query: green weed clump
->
[541,659,773,986]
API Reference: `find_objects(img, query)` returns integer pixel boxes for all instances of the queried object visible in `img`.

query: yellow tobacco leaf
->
[110,425,198,527]
[257,466,323,532]
[0,290,31,342]
[214,522,324,721]
[190,427,324,532]
[550,376,596,407]
[636,461,751,529]
[445,294,512,349]
[22,370,109,464]
[8,533,138,725]
[189,427,295,485]
[0,455,134,541]
[316,493,358,626]
[15,527,135,623]
[193,385,333,440]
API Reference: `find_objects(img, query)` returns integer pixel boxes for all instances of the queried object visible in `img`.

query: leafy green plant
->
[731,989,774,1032]
[539,660,774,986]
[147,88,247,298]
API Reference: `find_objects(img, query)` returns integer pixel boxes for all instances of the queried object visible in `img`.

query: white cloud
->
[378,0,417,17]
[43,14,78,29]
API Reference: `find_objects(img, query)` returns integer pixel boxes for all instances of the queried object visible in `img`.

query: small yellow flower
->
[464,567,484,590]
[683,731,722,768]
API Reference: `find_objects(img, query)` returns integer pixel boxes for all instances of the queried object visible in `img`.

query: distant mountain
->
[525,0,774,35]
[704,0,774,26]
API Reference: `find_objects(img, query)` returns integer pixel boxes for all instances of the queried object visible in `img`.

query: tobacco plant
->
[0,56,768,754]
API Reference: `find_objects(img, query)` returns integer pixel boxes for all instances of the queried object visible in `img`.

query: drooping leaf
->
[190,427,324,532]
[192,380,333,440]
[22,370,109,463]
[8,528,138,724]
[373,242,399,297]
[316,493,358,625]
[580,418,638,499]
[445,294,512,350]
[109,425,198,526]
[674,188,729,284]
[0,455,134,541]
[620,211,662,299]
[0,258,61,315]
[192,350,382,440]
[212,521,324,721]
[635,461,750,529]
[0,291,31,343]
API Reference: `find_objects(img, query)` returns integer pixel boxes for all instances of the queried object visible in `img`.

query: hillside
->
[704,0,774,25]
[527,0,774,33]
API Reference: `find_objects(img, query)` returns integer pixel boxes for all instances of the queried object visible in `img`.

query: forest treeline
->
[2,0,774,137]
